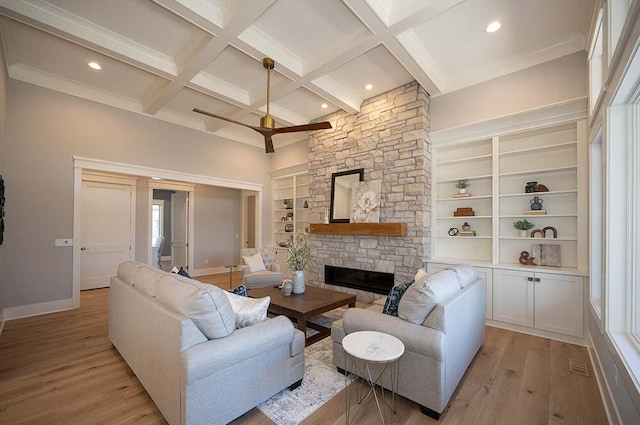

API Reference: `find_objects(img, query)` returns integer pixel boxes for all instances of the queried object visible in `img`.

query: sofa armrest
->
[270,263,281,273]
[341,308,444,361]
[181,315,296,382]
[241,264,250,277]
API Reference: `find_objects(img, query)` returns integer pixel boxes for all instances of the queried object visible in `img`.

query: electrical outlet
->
[55,239,73,247]
[204,259,209,265]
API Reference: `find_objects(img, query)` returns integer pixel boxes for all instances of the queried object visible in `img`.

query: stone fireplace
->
[307,81,431,302]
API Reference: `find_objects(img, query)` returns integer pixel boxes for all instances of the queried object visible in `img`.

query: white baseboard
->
[4,298,74,321]
[0,309,4,336]
[191,266,229,277]
[588,333,623,425]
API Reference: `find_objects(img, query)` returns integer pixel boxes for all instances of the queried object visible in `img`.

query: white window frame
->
[589,126,604,330]
[152,199,164,247]
[604,56,640,396]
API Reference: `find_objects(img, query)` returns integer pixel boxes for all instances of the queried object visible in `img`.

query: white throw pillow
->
[243,252,267,273]
[414,268,428,283]
[223,292,270,328]
[398,270,460,324]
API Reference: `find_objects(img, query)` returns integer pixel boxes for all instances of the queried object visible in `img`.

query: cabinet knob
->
[527,277,534,282]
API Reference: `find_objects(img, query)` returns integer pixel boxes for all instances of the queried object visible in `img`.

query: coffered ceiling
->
[0,0,593,151]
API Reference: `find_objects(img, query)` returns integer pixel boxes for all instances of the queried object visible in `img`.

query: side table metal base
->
[345,354,400,425]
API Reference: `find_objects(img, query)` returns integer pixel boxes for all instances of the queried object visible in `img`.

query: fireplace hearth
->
[324,265,393,295]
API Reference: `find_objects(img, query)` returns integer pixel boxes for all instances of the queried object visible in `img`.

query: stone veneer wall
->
[308,81,431,301]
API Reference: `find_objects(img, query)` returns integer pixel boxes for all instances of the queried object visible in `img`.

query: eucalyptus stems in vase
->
[285,230,311,294]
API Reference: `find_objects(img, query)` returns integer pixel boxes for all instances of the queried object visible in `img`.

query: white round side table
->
[342,330,405,425]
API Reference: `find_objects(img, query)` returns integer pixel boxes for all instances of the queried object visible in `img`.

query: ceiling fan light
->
[486,21,501,33]
[88,61,101,70]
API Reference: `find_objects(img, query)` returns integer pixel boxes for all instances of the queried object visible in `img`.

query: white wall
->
[3,80,273,309]
[430,52,588,132]
[270,139,309,170]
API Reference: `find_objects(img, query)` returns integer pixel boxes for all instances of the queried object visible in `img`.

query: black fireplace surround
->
[324,265,394,295]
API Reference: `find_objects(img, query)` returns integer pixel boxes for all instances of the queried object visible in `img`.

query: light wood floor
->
[0,272,608,425]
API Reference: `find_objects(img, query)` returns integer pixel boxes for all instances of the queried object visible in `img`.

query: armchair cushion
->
[398,270,460,324]
[243,252,266,272]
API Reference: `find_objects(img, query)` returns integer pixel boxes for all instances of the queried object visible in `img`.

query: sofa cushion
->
[223,291,270,328]
[117,262,145,285]
[243,252,267,272]
[398,270,460,324]
[450,264,479,288]
[382,279,414,316]
[134,266,164,297]
[155,274,236,339]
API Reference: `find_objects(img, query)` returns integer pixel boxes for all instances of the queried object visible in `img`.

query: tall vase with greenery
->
[286,230,311,294]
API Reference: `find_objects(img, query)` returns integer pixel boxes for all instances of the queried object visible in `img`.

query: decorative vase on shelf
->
[520,230,528,238]
[530,196,543,210]
[292,270,305,294]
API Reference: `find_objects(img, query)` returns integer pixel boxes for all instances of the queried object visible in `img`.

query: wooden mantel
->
[309,223,407,236]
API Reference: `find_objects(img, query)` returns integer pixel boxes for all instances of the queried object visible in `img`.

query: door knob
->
[80,247,87,251]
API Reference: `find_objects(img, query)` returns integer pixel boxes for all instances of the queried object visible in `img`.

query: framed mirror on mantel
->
[330,168,364,223]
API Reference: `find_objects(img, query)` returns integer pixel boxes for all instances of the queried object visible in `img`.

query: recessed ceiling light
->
[486,21,501,33]
[365,84,373,90]
[151,177,162,180]
[88,62,101,70]
[321,103,328,109]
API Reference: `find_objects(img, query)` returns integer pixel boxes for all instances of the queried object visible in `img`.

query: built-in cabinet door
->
[493,270,534,327]
[534,272,583,338]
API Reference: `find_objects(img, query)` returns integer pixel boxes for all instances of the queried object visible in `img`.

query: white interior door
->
[81,181,133,290]
[171,191,188,268]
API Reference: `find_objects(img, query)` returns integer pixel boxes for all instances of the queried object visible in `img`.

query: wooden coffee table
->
[248,285,356,346]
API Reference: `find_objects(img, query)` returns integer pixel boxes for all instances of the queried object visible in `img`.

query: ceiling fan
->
[193,58,332,153]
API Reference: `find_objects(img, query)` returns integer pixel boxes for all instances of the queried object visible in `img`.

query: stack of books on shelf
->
[524,210,547,215]
[453,207,475,217]
[453,192,471,198]
[458,230,476,237]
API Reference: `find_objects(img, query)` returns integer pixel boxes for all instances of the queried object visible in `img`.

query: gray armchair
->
[240,247,283,289]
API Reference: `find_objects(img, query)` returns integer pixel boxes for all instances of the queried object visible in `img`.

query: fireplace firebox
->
[324,265,393,295]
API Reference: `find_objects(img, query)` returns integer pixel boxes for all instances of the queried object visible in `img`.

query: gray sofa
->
[331,265,485,419]
[109,262,305,425]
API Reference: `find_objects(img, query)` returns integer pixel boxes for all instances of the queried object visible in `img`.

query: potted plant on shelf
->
[285,230,311,294]
[513,219,535,238]
[456,179,470,194]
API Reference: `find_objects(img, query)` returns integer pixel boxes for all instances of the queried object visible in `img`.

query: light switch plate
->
[55,239,73,247]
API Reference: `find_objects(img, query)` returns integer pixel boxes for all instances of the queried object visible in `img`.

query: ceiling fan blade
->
[192,108,260,131]
[264,134,275,154]
[270,121,333,134]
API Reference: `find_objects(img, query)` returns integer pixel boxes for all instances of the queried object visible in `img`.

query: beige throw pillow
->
[243,252,267,272]
[223,292,270,328]
[398,270,460,324]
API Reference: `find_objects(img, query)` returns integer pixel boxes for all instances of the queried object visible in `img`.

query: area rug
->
[257,309,353,425]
